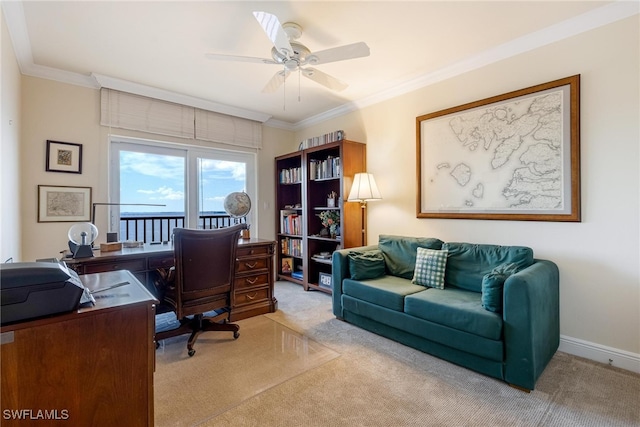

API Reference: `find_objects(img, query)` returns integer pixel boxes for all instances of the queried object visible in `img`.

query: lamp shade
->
[347,173,382,202]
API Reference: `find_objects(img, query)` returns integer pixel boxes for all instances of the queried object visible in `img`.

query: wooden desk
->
[1,271,157,427]
[65,238,277,321]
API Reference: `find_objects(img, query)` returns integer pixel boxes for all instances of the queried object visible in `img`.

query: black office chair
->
[155,223,247,356]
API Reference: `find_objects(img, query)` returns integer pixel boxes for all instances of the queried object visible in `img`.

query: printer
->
[0,261,85,325]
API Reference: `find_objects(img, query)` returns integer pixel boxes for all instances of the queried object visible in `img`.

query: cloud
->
[200,159,246,181]
[137,186,184,201]
[121,151,184,180]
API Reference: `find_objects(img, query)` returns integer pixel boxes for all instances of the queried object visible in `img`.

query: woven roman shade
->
[101,89,262,149]
[101,89,195,139]
[195,109,262,149]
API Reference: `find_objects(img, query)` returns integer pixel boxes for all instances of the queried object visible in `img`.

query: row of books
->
[279,167,302,184]
[299,130,344,150]
[309,156,340,180]
[281,237,302,257]
[280,210,302,235]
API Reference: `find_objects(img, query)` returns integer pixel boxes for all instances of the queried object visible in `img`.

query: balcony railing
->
[119,214,246,243]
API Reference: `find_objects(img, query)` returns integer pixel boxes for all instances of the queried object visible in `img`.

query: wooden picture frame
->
[416,75,580,222]
[281,257,293,274]
[318,272,332,289]
[46,140,83,174]
[38,185,92,222]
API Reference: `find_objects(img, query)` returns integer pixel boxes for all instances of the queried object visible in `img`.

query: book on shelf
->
[281,237,302,257]
[291,271,303,280]
[299,130,344,149]
[280,167,301,184]
[312,251,331,259]
[309,156,340,180]
[280,210,302,235]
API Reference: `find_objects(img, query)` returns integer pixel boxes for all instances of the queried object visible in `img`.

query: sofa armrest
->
[331,245,379,318]
[503,259,560,390]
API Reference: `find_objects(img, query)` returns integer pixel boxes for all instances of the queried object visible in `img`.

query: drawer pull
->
[246,293,258,300]
[244,262,257,269]
[245,277,258,285]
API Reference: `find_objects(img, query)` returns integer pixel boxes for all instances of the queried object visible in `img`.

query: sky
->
[119,151,246,214]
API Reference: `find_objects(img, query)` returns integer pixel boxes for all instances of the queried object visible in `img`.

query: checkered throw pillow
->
[411,247,448,289]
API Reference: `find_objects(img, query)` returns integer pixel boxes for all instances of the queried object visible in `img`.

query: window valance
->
[100,88,262,149]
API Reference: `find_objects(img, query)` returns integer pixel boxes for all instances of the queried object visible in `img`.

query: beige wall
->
[19,77,295,262]
[7,13,639,367]
[296,17,640,360]
[1,9,22,262]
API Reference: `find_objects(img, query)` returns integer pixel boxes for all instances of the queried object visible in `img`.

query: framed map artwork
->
[38,185,92,222]
[416,75,580,222]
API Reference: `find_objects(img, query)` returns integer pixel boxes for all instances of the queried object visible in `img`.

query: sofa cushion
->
[481,263,520,313]
[442,243,534,292]
[411,247,448,289]
[379,235,444,280]
[404,287,503,340]
[348,250,386,281]
[342,276,426,312]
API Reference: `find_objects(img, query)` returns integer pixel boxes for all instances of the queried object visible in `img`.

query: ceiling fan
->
[205,11,370,93]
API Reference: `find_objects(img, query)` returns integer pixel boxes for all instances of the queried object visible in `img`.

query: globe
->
[224,192,252,218]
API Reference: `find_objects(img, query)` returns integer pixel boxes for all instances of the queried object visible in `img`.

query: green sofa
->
[331,235,559,391]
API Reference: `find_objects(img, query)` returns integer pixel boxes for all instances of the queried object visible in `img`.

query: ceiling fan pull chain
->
[298,68,301,102]
[283,67,286,111]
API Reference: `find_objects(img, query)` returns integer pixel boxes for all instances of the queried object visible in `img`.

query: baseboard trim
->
[559,335,640,373]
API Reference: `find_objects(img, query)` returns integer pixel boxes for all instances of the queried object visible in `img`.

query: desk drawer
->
[237,245,272,258]
[236,257,269,273]
[84,259,146,274]
[148,256,174,269]
[234,288,269,307]
[234,273,269,290]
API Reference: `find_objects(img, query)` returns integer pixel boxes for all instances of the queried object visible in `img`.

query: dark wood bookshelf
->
[275,139,366,293]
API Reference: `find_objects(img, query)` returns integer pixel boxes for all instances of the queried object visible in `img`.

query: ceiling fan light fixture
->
[207,11,369,94]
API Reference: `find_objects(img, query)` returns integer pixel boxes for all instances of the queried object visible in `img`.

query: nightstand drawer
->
[234,273,269,290]
[234,288,270,306]
[84,259,146,274]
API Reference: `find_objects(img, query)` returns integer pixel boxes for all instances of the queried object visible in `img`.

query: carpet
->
[155,281,640,426]
[154,314,339,426]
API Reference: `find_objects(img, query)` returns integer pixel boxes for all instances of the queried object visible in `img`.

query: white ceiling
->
[3,1,637,129]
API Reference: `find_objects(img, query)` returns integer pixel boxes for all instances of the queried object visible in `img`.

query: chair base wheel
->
[188,349,196,357]
[234,331,240,339]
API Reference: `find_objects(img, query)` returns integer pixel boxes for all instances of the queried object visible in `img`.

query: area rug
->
[154,314,339,426]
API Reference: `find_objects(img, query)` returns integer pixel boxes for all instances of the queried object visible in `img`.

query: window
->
[109,137,256,242]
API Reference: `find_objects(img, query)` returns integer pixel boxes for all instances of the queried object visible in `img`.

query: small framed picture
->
[46,140,83,174]
[319,272,332,289]
[38,185,92,222]
[281,257,293,274]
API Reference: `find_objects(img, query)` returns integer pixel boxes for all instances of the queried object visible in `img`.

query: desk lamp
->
[347,173,382,245]
[68,223,99,258]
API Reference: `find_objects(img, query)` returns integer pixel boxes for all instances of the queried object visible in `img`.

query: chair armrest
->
[503,259,560,390]
[331,245,379,318]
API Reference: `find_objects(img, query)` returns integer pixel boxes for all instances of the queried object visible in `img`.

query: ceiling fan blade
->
[308,42,370,65]
[263,69,291,93]
[253,11,293,58]
[205,53,278,65]
[302,68,348,92]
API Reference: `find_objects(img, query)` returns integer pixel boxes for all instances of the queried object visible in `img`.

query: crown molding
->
[290,0,640,130]
[4,0,638,130]
[91,73,272,123]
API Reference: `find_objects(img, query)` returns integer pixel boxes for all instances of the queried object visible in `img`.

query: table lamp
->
[347,173,382,245]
